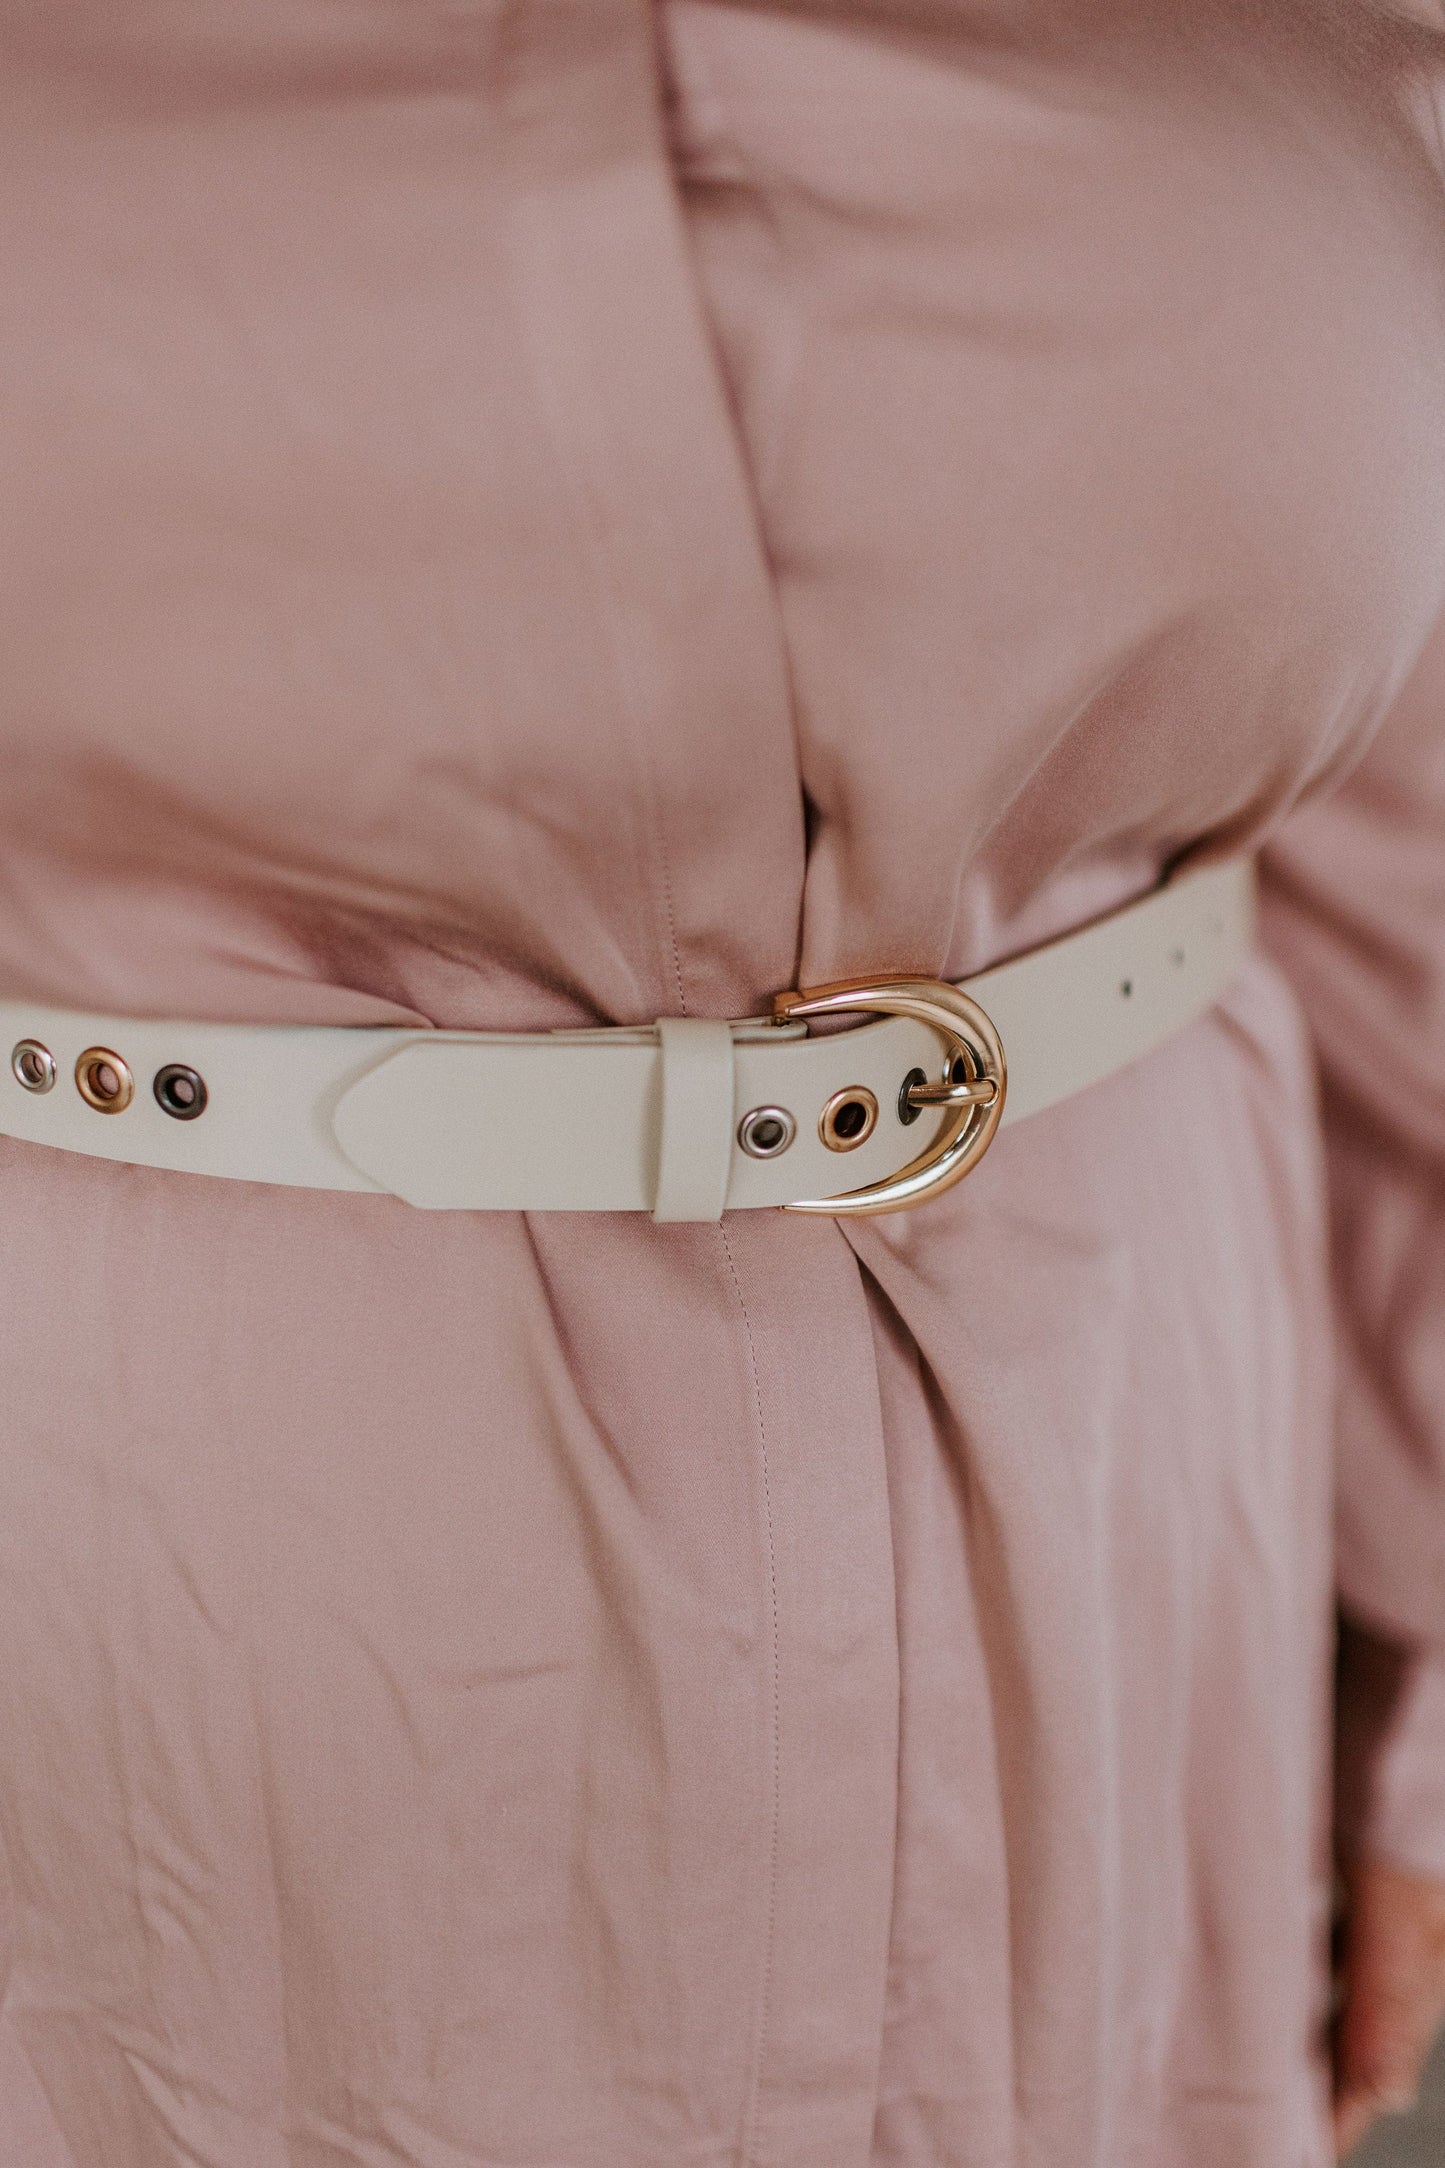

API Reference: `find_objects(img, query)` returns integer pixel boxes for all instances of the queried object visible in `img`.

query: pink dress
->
[2,5,1445,2164]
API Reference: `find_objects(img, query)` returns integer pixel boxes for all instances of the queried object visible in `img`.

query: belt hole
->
[738,1105,795,1159]
[820,1087,878,1152]
[11,1039,56,1094]
[154,1064,208,1121]
[76,1047,134,1113]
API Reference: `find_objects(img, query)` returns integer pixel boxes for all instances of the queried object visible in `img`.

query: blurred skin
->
[1327,1611,1445,2158]
[1334,1864,1445,2157]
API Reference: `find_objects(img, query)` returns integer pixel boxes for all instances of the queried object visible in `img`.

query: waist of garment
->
[0,856,1253,1223]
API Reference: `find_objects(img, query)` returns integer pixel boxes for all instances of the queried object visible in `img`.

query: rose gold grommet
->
[75,1047,134,1113]
[819,1086,879,1152]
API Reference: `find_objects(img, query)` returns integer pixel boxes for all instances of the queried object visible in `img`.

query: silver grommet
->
[11,1039,56,1094]
[153,1064,208,1121]
[75,1047,134,1113]
[738,1105,796,1159]
[820,1086,879,1152]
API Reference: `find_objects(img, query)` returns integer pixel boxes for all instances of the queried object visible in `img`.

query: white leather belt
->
[0,859,1253,1221]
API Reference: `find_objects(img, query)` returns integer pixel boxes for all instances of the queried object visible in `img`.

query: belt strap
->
[0,858,1253,1219]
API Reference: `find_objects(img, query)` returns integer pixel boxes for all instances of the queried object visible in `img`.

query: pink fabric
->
[1,5,1444,2164]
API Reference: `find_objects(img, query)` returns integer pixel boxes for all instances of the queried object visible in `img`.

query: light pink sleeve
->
[1261,611,1445,1876]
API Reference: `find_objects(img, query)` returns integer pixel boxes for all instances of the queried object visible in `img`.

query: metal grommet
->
[820,1086,879,1152]
[153,1064,208,1121]
[897,1066,927,1127]
[11,1039,56,1094]
[75,1047,134,1113]
[738,1105,795,1159]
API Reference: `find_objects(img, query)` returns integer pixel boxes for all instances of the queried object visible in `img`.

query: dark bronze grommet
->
[153,1064,208,1121]
[897,1067,927,1127]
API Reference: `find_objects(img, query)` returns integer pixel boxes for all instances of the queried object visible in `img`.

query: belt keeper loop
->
[652,1018,736,1223]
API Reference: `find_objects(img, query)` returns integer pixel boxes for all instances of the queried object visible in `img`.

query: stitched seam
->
[496,107,692,1029]
[657,840,689,1018]
[719,1226,781,2168]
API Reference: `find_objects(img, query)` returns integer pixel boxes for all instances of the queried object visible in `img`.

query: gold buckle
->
[770,975,1006,1216]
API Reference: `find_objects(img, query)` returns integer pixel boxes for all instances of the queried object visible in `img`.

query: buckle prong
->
[904,1075,999,1110]
[770,974,1006,1216]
